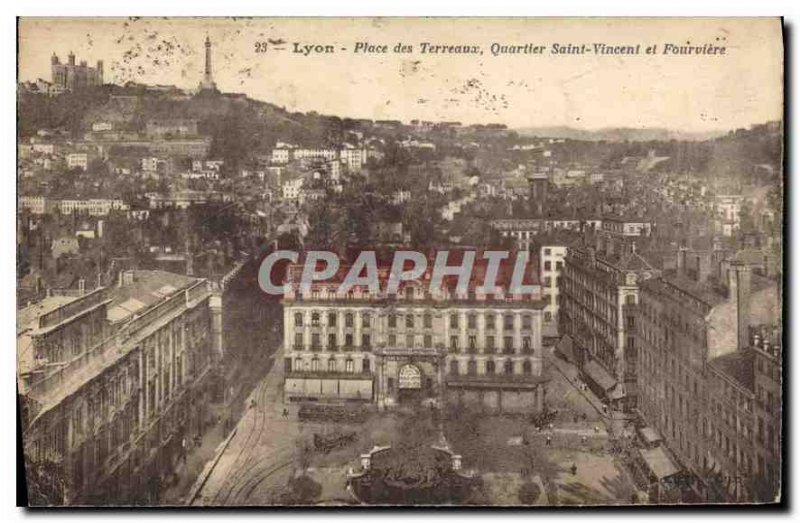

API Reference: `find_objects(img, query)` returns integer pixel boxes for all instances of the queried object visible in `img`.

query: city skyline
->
[19,17,782,132]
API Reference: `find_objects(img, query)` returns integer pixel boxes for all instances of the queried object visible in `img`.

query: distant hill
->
[515,126,727,142]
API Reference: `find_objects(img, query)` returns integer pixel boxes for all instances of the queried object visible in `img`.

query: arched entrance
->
[397,364,425,404]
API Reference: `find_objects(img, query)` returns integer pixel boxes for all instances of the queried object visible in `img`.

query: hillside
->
[516,125,727,142]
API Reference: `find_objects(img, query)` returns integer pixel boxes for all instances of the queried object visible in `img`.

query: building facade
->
[281,258,548,413]
[635,257,781,502]
[559,240,656,410]
[19,271,223,504]
[539,244,566,338]
[51,52,103,92]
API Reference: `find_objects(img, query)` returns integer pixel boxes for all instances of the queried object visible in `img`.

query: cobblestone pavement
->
[192,360,302,506]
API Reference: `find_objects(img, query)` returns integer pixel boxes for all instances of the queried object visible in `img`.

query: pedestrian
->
[546,435,552,446]
[594,425,600,433]
[581,435,588,445]
[570,463,577,475]
[282,407,289,418]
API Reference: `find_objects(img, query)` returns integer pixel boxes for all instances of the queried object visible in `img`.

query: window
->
[424,314,432,329]
[468,335,477,351]
[328,333,337,349]
[406,315,414,328]
[294,358,303,372]
[467,360,477,376]
[345,334,353,347]
[294,333,303,349]
[362,313,370,328]
[450,314,459,329]
[345,313,354,327]
[388,314,397,328]
[328,313,337,327]
[362,334,371,349]
[450,336,459,351]
[486,314,495,330]
[545,312,552,322]
[311,313,320,326]
[362,359,370,373]
[544,248,551,256]
[311,358,319,372]
[504,314,514,330]
[523,360,532,375]
[522,315,532,329]
[328,359,337,372]
[523,337,532,353]
[345,359,355,373]
[468,313,477,329]
[389,334,396,346]
[311,333,320,349]
[504,336,513,353]
[486,360,496,375]
[450,360,459,375]
[556,261,563,270]
[294,313,303,327]
[424,334,432,348]
[504,359,514,374]
[486,336,495,353]
[406,334,414,348]
[544,261,551,271]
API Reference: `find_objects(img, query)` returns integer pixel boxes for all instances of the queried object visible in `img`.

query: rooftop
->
[108,270,199,323]
[709,350,755,392]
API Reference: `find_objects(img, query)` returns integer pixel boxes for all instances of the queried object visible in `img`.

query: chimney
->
[68,52,75,66]
[78,278,85,295]
[676,246,687,275]
[727,262,752,350]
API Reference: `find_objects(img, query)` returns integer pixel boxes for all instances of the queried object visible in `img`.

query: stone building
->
[51,52,103,92]
[559,237,657,410]
[635,253,781,502]
[281,253,548,413]
[18,270,223,504]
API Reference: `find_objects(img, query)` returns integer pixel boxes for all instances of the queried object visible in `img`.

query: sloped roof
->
[709,350,755,392]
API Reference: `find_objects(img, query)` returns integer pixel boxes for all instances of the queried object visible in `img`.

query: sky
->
[18,17,783,132]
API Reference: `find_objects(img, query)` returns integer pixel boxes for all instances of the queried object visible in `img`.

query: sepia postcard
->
[16,17,784,507]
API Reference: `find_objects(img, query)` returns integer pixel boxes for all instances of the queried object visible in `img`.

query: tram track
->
[208,377,271,504]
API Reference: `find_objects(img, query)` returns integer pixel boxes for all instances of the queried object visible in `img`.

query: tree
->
[518,480,542,504]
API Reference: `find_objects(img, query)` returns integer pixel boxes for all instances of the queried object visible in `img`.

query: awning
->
[555,335,575,363]
[609,383,627,400]
[639,447,680,480]
[638,426,663,445]
[583,360,617,391]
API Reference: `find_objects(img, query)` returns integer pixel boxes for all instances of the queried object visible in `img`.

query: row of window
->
[293,311,536,330]
[292,332,536,353]
[289,357,536,376]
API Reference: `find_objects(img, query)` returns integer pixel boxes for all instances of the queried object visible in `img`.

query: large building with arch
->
[280,253,549,413]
